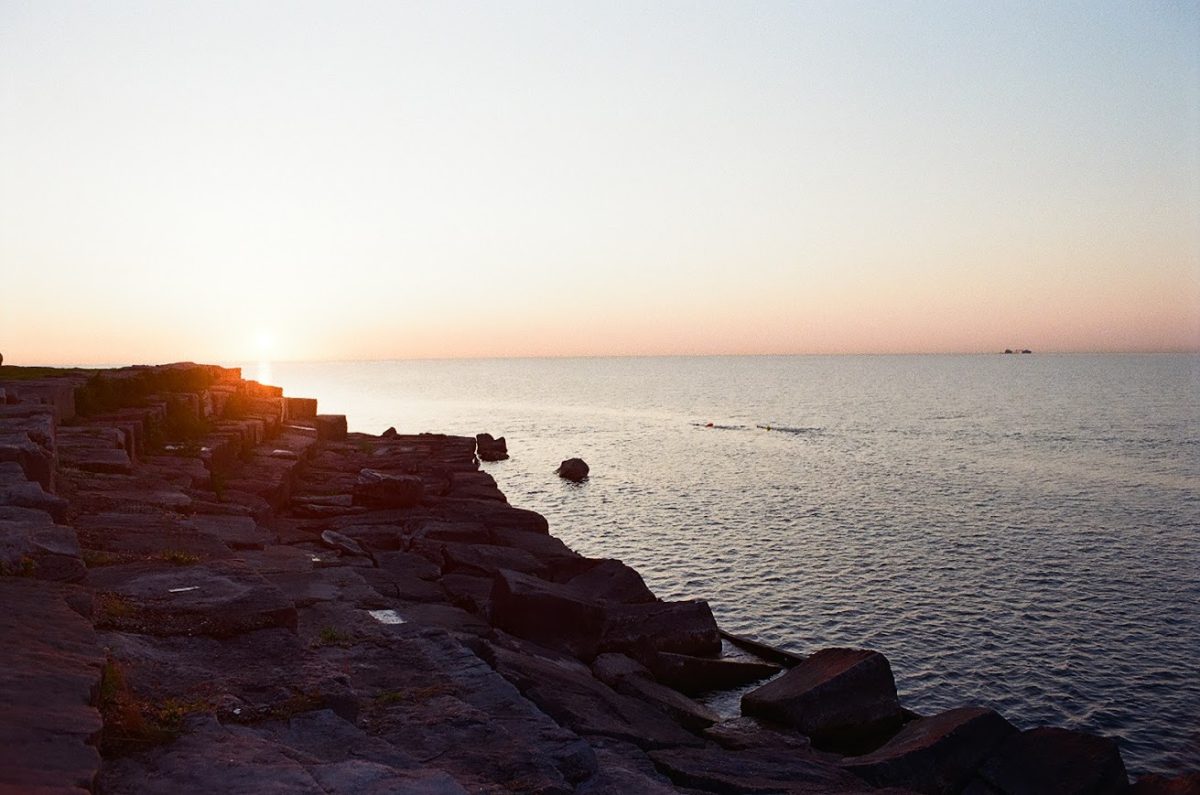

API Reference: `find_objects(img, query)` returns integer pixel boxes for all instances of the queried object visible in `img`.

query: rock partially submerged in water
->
[741,647,903,754]
[965,726,1129,795]
[556,457,589,482]
[475,433,508,461]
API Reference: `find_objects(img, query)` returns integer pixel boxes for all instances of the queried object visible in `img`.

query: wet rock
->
[741,647,904,754]
[602,599,723,658]
[88,560,297,637]
[354,469,424,508]
[556,457,589,482]
[649,651,781,695]
[648,745,868,793]
[315,414,348,441]
[475,433,508,462]
[491,569,608,659]
[965,727,1130,795]
[842,706,1017,794]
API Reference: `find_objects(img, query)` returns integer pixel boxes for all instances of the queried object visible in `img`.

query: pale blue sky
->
[2,1,1197,363]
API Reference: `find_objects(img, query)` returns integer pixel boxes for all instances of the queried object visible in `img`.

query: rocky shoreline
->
[0,362,1194,794]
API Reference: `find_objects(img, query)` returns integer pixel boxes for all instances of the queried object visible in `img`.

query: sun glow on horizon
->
[1,2,1197,364]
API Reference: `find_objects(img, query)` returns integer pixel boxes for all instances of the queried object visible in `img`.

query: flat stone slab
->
[648,745,870,794]
[74,512,233,561]
[649,652,781,695]
[0,505,85,582]
[0,579,104,793]
[88,560,296,637]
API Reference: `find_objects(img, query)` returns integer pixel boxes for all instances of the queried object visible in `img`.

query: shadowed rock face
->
[741,648,904,754]
[842,706,1017,794]
[475,433,508,462]
[964,727,1130,795]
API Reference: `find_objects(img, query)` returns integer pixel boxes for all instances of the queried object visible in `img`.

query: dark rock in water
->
[602,600,723,658]
[475,433,508,461]
[1132,772,1200,795]
[380,426,398,439]
[491,569,608,659]
[842,706,1016,794]
[353,468,423,508]
[964,727,1129,795]
[649,651,781,695]
[314,414,348,441]
[556,457,589,482]
[741,647,903,754]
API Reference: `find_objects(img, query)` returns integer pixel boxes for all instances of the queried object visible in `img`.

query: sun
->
[255,330,274,357]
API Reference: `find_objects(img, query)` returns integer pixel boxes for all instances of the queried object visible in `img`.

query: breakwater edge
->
[1,362,1195,794]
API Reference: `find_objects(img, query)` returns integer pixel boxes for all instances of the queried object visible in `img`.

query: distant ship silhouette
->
[1002,349,1033,354]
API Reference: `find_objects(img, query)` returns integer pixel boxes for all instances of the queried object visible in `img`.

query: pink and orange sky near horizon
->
[2,1,1198,366]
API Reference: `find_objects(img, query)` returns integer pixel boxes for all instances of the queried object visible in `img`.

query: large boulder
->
[491,569,608,659]
[563,558,657,604]
[842,706,1017,794]
[353,469,423,508]
[964,727,1130,795]
[591,653,720,731]
[556,458,589,482]
[741,647,904,754]
[475,433,508,462]
[648,746,866,793]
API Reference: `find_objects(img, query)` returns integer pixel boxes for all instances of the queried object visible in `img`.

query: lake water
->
[258,354,1199,776]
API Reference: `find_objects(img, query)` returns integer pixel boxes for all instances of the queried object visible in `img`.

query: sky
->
[1,0,1198,365]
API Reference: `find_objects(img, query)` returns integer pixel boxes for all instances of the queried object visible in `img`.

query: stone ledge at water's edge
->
[0,362,1192,795]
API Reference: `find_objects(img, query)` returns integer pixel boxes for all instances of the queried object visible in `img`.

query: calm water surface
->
[260,354,1199,776]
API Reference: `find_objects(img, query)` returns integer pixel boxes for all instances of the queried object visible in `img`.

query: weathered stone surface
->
[648,745,869,793]
[314,414,348,441]
[88,560,297,637]
[649,651,781,695]
[285,397,318,419]
[843,706,1016,794]
[556,457,589,482]
[965,727,1130,795]
[319,529,371,559]
[575,742,682,794]
[0,461,68,519]
[742,648,904,754]
[448,470,506,502]
[354,469,424,508]
[436,540,547,578]
[74,512,233,561]
[485,639,703,750]
[703,716,815,753]
[602,600,722,658]
[432,498,549,534]
[346,626,597,793]
[0,579,104,794]
[491,569,607,659]
[100,627,356,724]
[591,653,720,731]
[180,515,265,550]
[564,558,656,604]
[0,506,85,581]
